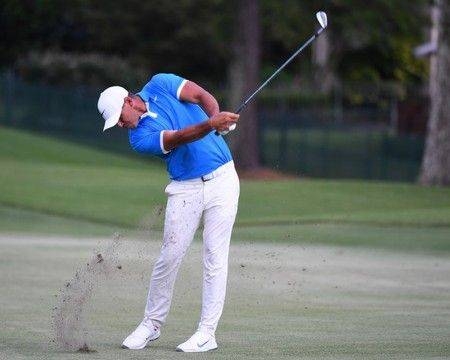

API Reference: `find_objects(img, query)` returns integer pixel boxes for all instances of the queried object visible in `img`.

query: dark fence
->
[0,72,130,153]
[0,73,425,182]
[259,106,424,181]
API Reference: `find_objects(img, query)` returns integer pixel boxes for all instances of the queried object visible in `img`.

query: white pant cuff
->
[197,325,215,337]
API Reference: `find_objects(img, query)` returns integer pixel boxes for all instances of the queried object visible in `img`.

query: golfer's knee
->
[155,247,185,271]
[204,253,228,276]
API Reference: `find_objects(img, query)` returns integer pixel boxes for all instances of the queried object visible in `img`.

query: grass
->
[1,127,450,227]
[0,235,449,359]
[1,126,450,254]
[0,126,167,227]
[0,127,449,359]
[0,205,119,236]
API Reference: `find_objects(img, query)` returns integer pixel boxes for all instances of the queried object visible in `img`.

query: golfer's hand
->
[208,112,239,133]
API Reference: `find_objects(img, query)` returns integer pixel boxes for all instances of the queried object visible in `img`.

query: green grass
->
[1,126,450,253]
[233,223,450,253]
[239,179,450,226]
[0,126,167,227]
[0,205,120,236]
[1,127,449,359]
[2,205,450,253]
[0,125,150,168]
[0,235,449,359]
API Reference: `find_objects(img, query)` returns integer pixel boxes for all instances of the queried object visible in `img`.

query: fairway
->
[1,128,450,359]
[1,234,449,360]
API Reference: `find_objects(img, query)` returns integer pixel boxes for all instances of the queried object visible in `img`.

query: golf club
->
[217,11,328,135]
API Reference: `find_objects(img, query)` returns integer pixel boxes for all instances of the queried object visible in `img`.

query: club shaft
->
[235,27,324,114]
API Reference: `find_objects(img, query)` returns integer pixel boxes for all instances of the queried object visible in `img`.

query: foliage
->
[319,0,428,82]
[0,0,429,87]
[15,51,148,88]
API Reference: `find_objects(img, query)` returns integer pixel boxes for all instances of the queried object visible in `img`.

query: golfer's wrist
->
[207,118,215,130]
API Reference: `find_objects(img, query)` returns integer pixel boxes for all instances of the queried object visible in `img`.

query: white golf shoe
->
[176,331,218,352]
[121,321,160,350]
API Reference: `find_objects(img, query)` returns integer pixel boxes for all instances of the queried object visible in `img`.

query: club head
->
[316,11,328,29]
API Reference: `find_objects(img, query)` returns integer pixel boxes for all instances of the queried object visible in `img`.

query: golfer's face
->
[117,100,140,129]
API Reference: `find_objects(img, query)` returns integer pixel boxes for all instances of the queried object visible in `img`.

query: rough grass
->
[1,126,450,230]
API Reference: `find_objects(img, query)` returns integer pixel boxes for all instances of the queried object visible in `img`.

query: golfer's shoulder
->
[147,73,186,99]
[150,73,183,85]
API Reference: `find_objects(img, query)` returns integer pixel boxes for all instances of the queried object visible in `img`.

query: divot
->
[52,233,122,352]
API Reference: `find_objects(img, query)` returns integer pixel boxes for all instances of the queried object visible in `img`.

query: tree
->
[227,0,261,170]
[420,0,450,186]
[2,0,428,87]
[312,30,333,93]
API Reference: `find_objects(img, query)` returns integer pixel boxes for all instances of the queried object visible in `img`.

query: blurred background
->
[1,0,448,183]
[1,3,450,359]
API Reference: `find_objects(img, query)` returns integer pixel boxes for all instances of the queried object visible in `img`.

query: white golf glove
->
[218,123,237,136]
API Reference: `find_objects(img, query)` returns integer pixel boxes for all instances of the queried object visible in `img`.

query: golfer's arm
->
[179,81,219,116]
[163,111,239,151]
[163,122,214,151]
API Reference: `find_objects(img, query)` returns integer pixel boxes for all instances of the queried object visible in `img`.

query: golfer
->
[97,73,240,352]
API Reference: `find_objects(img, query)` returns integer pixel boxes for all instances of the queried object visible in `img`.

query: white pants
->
[144,161,239,336]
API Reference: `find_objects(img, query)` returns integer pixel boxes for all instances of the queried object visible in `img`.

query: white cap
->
[97,86,129,131]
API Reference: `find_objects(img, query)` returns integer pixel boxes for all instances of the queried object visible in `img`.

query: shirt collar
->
[140,101,158,119]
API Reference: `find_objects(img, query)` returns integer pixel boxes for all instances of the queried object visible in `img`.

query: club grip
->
[214,104,243,136]
[215,123,236,136]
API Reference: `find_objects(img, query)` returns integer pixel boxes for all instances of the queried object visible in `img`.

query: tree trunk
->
[420,0,450,186]
[312,31,334,94]
[227,0,261,170]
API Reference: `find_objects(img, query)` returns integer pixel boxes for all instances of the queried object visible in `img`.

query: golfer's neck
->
[134,95,147,115]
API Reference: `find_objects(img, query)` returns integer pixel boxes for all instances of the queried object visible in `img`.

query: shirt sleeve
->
[129,119,170,156]
[150,73,187,100]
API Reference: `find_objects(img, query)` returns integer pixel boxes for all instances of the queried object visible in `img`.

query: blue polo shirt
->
[128,73,232,180]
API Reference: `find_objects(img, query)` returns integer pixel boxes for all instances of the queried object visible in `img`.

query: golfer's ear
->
[124,96,133,106]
